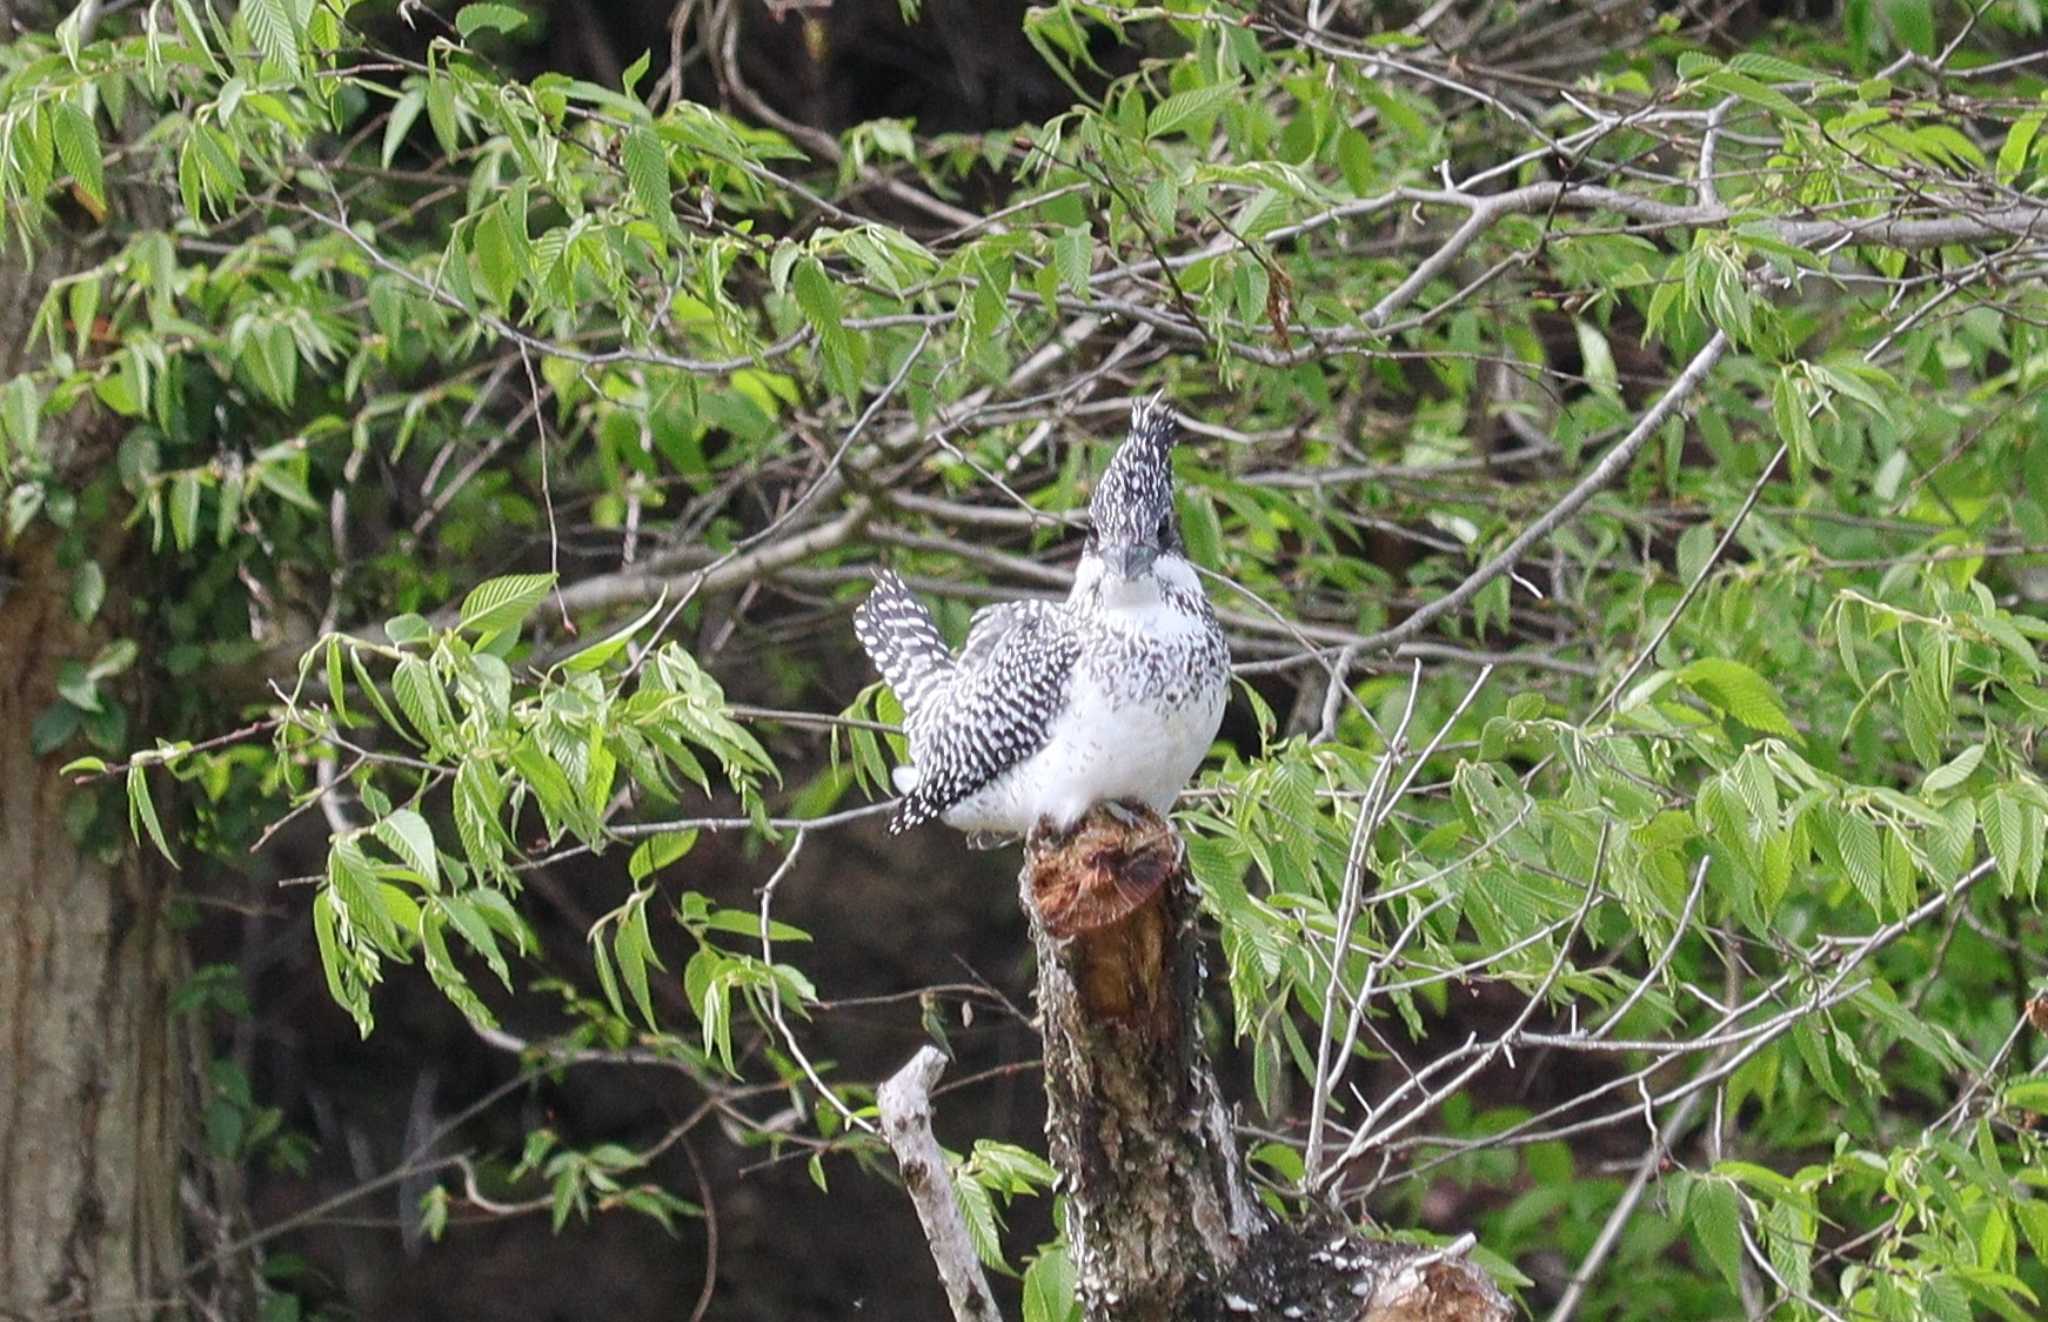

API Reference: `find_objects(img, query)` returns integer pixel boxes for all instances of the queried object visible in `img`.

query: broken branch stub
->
[1022,806,1514,1322]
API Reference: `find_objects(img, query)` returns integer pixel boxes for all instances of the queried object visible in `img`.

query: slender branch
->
[877,1047,1001,1322]
[1362,329,1730,655]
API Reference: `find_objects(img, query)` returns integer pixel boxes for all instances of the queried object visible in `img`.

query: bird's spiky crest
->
[1090,396,1179,545]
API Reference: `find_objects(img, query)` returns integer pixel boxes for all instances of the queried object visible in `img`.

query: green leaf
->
[243,0,302,78]
[628,830,696,882]
[313,889,372,1037]
[1147,82,1238,139]
[560,596,664,673]
[169,472,202,550]
[459,572,557,644]
[50,102,106,214]
[425,72,461,156]
[1837,810,1884,916]
[1574,320,1618,396]
[382,89,425,168]
[473,204,528,309]
[374,809,440,889]
[1980,788,2041,898]
[1053,225,1091,298]
[615,900,662,1030]
[1022,1245,1080,1322]
[791,258,842,336]
[127,765,177,867]
[1690,1179,1746,1294]
[1997,114,2042,186]
[623,129,674,234]
[1919,744,1983,797]
[456,3,528,39]
[952,1169,1008,1274]
[0,374,40,460]
[392,656,445,745]
[1678,658,1799,738]
[1726,53,1826,83]
[1700,70,1809,122]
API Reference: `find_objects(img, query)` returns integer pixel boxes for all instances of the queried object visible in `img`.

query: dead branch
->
[878,1046,1002,1322]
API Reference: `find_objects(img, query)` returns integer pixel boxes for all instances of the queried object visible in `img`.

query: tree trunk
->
[1024,809,1515,1322]
[0,30,184,1309]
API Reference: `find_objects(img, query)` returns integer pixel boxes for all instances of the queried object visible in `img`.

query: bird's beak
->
[1101,543,1159,581]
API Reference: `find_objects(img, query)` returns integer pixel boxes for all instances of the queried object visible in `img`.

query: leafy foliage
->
[7,0,2048,1317]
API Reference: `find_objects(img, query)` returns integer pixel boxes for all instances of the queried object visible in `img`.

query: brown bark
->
[0,16,184,1306]
[0,533,181,1321]
[1024,808,1515,1322]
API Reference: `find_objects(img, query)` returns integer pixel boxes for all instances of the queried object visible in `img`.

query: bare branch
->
[877,1048,1002,1322]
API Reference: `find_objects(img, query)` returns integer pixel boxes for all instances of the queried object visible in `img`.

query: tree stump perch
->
[1022,806,1516,1322]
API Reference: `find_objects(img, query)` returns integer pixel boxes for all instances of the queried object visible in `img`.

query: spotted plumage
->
[853,398,1230,838]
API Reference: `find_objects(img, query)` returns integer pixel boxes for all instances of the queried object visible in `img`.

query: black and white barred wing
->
[853,570,953,717]
[892,600,1078,832]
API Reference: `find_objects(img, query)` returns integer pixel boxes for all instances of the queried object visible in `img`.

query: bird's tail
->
[853,570,952,717]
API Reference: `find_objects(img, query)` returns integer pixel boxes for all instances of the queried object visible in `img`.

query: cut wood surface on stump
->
[1021,806,1515,1322]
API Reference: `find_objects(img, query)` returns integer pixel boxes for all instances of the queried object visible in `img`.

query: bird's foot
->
[1100,799,1152,829]
[1025,817,1074,851]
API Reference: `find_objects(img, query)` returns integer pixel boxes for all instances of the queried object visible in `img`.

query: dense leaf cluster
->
[6,1,2048,1318]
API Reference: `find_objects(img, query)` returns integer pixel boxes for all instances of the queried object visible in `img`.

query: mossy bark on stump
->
[1022,806,1516,1322]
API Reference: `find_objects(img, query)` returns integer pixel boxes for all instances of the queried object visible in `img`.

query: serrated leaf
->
[1700,70,1808,121]
[374,809,439,889]
[169,471,201,550]
[1574,319,1618,396]
[1838,811,1884,916]
[1919,744,1983,797]
[425,72,460,156]
[1022,1245,1080,1322]
[459,572,557,643]
[313,889,372,1036]
[1690,1179,1746,1294]
[1726,53,1826,82]
[244,0,301,78]
[1053,225,1091,297]
[623,128,674,234]
[441,895,510,987]
[1147,82,1237,138]
[50,102,105,214]
[473,203,527,308]
[561,596,665,673]
[392,655,443,744]
[1679,658,1799,738]
[615,900,661,1030]
[1982,785,2031,900]
[951,1170,1008,1274]
[791,257,841,335]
